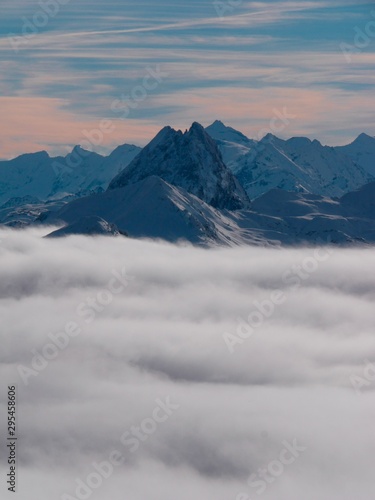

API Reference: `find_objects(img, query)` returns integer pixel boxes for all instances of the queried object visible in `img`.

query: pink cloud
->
[155,86,375,144]
[0,97,160,159]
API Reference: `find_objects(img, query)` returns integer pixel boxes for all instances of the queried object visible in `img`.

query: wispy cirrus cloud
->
[0,0,374,156]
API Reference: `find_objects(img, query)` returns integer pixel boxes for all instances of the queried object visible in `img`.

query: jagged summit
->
[108,122,250,210]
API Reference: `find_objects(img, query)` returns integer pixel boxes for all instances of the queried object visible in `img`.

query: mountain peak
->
[147,125,181,151]
[188,121,206,135]
[205,120,252,146]
[261,133,280,143]
[286,137,312,148]
[16,150,50,161]
[108,123,250,210]
[353,132,375,145]
[209,120,226,130]
[70,145,95,157]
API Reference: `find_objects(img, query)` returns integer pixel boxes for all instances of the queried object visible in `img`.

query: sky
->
[0,0,375,158]
[1,227,375,499]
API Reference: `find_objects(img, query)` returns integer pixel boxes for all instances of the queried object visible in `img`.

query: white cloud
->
[0,227,374,499]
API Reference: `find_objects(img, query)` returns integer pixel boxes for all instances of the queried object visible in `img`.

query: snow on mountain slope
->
[335,133,375,176]
[248,187,375,244]
[49,144,142,197]
[0,197,72,227]
[49,147,106,196]
[108,122,251,210]
[45,216,123,238]
[0,143,141,205]
[205,120,256,174]
[46,176,271,246]
[2,120,375,246]
[232,134,373,199]
[35,175,375,245]
[251,189,341,217]
[205,120,254,147]
[0,152,57,205]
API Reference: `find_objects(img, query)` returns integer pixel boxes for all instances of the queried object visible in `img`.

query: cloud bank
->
[1,227,375,500]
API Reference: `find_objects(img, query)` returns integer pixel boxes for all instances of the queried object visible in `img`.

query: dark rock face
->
[108,122,250,210]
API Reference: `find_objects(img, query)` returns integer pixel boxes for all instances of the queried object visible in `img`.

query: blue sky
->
[0,0,374,157]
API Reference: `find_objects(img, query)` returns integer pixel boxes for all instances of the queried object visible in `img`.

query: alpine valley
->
[1,121,375,247]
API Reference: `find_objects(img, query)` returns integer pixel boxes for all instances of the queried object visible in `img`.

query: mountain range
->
[0,143,141,206]
[1,120,375,246]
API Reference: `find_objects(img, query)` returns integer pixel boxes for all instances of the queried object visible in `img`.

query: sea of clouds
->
[1,226,375,500]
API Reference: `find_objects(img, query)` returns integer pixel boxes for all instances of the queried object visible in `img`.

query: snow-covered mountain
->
[2,119,375,246]
[0,151,56,205]
[42,173,375,246]
[335,133,375,177]
[45,176,266,245]
[109,122,251,210]
[205,120,255,147]
[236,134,373,199]
[205,122,373,199]
[248,184,375,244]
[205,120,256,174]
[0,143,141,206]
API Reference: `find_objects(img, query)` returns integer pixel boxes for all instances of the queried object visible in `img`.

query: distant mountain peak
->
[206,120,252,145]
[334,132,375,177]
[69,145,97,157]
[261,133,280,144]
[286,136,312,147]
[18,150,50,161]
[353,132,375,144]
